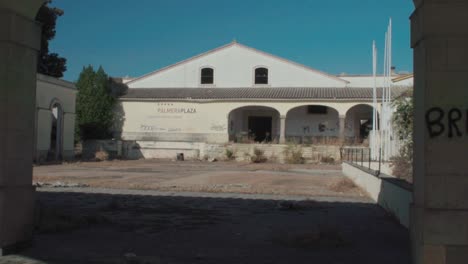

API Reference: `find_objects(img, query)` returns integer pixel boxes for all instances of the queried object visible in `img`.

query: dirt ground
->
[0,160,410,263]
[33,160,363,197]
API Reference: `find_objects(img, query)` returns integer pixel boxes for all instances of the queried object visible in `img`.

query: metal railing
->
[340,147,381,176]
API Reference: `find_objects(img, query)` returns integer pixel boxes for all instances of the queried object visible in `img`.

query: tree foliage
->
[36,0,67,78]
[393,90,414,141]
[391,90,414,182]
[76,66,115,140]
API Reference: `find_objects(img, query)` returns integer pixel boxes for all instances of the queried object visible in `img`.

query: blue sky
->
[50,0,415,82]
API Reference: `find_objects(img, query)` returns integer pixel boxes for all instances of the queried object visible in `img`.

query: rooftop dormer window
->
[201,68,214,84]
[255,67,268,84]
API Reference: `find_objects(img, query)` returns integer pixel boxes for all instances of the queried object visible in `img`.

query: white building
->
[35,73,77,162]
[114,42,412,156]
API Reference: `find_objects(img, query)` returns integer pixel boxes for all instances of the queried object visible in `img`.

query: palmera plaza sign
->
[157,107,197,114]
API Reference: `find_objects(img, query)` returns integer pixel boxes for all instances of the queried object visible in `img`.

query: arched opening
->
[49,101,64,161]
[228,106,280,143]
[285,105,340,144]
[345,104,379,143]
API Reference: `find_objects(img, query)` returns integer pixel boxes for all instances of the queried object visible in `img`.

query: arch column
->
[0,1,45,255]
[338,115,346,144]
[411,1,468,263]
[279,115,286,144]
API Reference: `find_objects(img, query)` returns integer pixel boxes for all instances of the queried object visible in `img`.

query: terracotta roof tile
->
[120,87,410,101]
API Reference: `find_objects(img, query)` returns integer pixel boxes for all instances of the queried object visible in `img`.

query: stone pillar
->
[339,115,346,144]
[0,1,45,255]
[279,116,286,144]
[411,1,468,264]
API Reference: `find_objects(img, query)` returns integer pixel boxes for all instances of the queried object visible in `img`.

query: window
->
[255,67,268,84]
[201,68,214,84]
[308,105,328,114]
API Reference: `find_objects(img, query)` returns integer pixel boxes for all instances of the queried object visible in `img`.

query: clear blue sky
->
[50,0,415,82]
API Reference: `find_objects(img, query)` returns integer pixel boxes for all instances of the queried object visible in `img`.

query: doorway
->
[248,116,272,142]
[49,103,63,161]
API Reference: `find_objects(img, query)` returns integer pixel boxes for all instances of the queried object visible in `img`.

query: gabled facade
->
[126,42,349,89]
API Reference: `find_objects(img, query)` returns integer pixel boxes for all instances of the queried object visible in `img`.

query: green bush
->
[391,89,413,182]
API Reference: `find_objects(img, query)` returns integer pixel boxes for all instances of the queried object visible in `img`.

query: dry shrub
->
[95,150,109,161]
[225,148,235,160]
[390,154,413,183]
[390,143,413,183]
[284,144,305,164]
[320,156,335,164]
[329,178,357,193]
[250,148,267,163]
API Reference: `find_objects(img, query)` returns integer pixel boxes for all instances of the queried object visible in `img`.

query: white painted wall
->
[127,43,348,89]
[117,100,377,143]
[35,74,77,161]
[341,75,414,88]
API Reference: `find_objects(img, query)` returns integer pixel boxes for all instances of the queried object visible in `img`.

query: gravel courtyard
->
[32,160,364,197]
[0,160,410,263]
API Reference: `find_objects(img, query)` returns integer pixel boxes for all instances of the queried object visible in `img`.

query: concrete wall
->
[127,42,348,89]
[35,74,77,162]
[342,162,413,228]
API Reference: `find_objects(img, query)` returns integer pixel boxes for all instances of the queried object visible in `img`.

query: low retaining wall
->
[81,140,341,163]
[342,162,413,228]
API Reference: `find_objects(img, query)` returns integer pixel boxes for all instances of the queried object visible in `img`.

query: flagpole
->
[372,41,377,160]
[387,18,393,158]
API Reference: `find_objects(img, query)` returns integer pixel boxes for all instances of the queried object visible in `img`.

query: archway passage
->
[228,106,280,143]
[345,104,378,144]
[285,105,340,144]
[49,102,63,161]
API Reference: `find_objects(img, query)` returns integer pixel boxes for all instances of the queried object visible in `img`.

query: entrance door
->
[248,116,272,142]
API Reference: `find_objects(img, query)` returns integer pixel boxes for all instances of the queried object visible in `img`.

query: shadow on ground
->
[9,191,410,264]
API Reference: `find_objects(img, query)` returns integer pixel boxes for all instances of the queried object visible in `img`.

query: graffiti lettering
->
[448,108,462,138]
[426,107,445,138]
[426,107,467,139]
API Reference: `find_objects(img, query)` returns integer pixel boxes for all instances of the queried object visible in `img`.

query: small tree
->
[75,66,115,140]
[391,90,414,182]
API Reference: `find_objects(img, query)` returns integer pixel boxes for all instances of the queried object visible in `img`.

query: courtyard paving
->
[0,160,410,263]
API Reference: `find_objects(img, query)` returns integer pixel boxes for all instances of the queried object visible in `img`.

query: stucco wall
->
[127,43,348,89]
[35,74,77,162]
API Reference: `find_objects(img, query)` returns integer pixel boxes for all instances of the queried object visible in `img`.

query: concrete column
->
[411,1,468,264]
[339,115,346,144]
[279,115,286,144]
[0,1,45,255]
